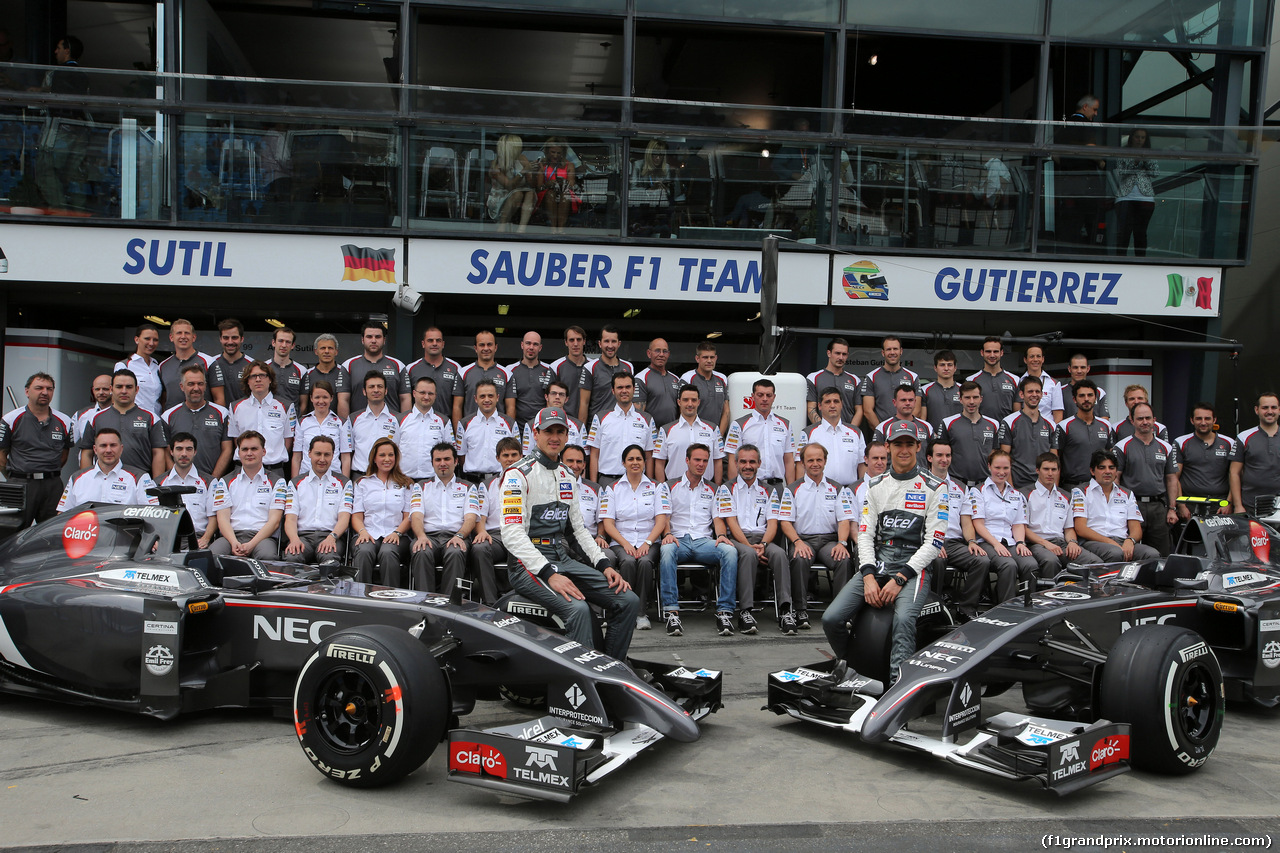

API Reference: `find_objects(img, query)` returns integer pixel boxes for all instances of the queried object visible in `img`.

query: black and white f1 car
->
[0,493,721,800]
[766,498,1280,795]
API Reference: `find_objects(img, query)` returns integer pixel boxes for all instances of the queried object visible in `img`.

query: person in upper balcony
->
[487,133,535,233]
[533,136,578,234]
[1114,128,1159,257]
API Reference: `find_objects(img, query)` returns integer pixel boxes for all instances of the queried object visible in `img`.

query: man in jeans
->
[657,443,738,637]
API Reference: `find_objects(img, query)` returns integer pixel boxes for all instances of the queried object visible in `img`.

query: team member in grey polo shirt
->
[505,330,554,429]
[578,325,633,425]
[966,336,1020,420]
[860,335,921,428]
[521,381,585,454]
[401,326,462,421]
[266,326,307,415]
[0,372,73,531]
[1061,353,1111,420]
[160,363,232,479]
[1055,380,1114,489]
[344,321,406,415]
[635,337,683,428]
[455,329,513,424]
[78,369,166,478]
[1025,452,1101,577]
[934,381,999,487]
[208,318,253,407]
[1175,402,1234,515]
[158,318,214,411]
[920,349,961,431]
[73,374,113,444]
[999,375,1058,491]
[679,340,730,434]
[874,384,933,471]
[1113,385,1171,443]
[805,337,863,427]
[300,334,352,421]
[1114,401,1179,555]
[550,325,589,418]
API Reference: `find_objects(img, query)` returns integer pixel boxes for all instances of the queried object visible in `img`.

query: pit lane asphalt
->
[3,610,1280,850]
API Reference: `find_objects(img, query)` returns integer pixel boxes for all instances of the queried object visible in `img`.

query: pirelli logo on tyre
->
[327,643,378,665]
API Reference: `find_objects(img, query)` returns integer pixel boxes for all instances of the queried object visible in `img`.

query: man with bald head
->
[635,337,682,427]
[506,330,553,430]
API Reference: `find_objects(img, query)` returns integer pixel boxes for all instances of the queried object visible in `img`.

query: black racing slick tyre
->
[1099,625,1224,774]
[294,625,449,788]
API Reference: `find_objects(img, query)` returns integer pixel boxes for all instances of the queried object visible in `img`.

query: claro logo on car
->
[450,742,507,778]
[62,511,98,559]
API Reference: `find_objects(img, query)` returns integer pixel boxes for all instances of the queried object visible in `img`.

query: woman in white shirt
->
[351,437,418,587]
[291,380,352,478]
[600,444,665,629]
[967,449,1038,605]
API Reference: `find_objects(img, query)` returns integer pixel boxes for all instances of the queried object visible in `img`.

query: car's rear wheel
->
[294,625,449,787]
[1099,625,1223,774]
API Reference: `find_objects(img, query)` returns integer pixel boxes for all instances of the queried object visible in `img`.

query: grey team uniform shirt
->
[806,368,862,424]
[344,354,407,414]
[161,401,229,478]
[859,366,920,421]
[999,410,1058,490]
[579,357,634,422]
[920,380,961,431]
[507,361,555,426]
[1174,432,1234,498]
[679,369,728,427]
[966,369,1021,420]
[634,366,683,427]
[401,356,462,420]
[457,362,514,420]
[157,351,214,409]
[208,354,253,404]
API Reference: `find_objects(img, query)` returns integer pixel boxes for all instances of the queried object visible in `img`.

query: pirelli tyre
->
[294,625,449,788]
[1099,625,1224,774]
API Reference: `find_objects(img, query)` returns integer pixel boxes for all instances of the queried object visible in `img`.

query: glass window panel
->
[846,35,1039,138]
[1049,0,1265,47]
[846,0,1043,36]
[408,130,621,237]
[177,117,399,228]
[636,0,838,24]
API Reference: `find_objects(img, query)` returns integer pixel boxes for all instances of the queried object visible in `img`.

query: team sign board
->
[0,225,402,290]
[833,255,1222,317]
[410,240,830,305]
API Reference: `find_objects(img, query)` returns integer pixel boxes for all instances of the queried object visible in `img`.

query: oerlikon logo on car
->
[62,511,98,558]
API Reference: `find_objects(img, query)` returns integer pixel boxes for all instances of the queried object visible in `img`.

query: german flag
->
[341,245,396,283]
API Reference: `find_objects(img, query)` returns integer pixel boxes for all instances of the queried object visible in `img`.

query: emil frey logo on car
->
[144,644,174,676]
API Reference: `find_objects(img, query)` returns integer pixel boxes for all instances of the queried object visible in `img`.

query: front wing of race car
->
[448,659,722,801]
[765,660,1129,795]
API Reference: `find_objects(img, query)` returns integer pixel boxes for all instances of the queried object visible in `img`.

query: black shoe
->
[737,609,758,635]
[714,611,735,636]
[665,611,683,636]
[797,611,811,630]
[779,611,798,635]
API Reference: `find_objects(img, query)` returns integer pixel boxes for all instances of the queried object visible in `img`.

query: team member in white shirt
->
[466,437,525,605]
[72,374,112,444]
[157,431,216,549]
[1025,452,1101,577]
[600,443,665,631]
[410,442,472,594]
[653,384,724,484]
[717,445,789,633]
[774,443,856,630]
[657,443,739,637]
[850,441,889,523]
[799,387,866,487]
[456,379,518,481]
[586,372,655,487]
[1072,449,1160,562]
[210,431,288,559]
[521,380,585,453]
[967,449,1038,604]
[350,437,418,586]
[723,378,796,487]
[115,323,163,414]
[58,428,158,511]
[397,375,455,480]
[560,443,615,569]
[290,380,351,478]
[925,438,988,621]
[226,362,293,477]
[348,373,398,477]
[283,435,354,566]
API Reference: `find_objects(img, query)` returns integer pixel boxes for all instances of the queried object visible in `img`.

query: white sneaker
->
[636,615,651,630]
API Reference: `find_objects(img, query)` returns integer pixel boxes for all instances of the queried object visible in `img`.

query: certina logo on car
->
[62,511,98,559]
[1043,589,1090,600]
[1178,642,1210,663]
[326,643,377,664]
[144,644,173,676]
[253,615,337,645]
[1260,619,1280,633]
[144,620,178,635]
[449,742,507,777]
[367,589,415,599]
[123,507,173,519]
[564,684,586,709]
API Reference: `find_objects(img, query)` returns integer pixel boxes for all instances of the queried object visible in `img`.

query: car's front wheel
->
[1099,625,1223,774]
[294,625,449,787]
